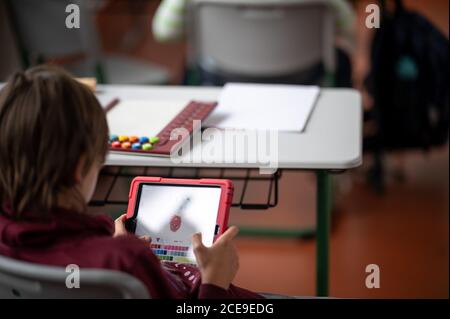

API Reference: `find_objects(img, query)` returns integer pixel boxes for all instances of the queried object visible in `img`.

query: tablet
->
[126,177,233,265]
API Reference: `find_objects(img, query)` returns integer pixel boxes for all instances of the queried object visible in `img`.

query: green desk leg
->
[316,170,332,297]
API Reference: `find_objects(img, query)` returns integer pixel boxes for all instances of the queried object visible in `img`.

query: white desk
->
[0,81,361,295]
[102,85,362,170]
[98,84,362,297]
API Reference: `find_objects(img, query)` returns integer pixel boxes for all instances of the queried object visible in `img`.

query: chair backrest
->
[186,0,336,78]
[0,255,150,299]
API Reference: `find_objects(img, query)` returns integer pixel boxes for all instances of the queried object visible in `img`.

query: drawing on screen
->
[170,197,190,232]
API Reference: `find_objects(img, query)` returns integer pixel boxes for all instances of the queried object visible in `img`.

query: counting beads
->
[149,136,160,144]
[110,135,159,151]
[111,141,121,148]
[121,142,131,149]
[139,136,149,143]
[132,142,141,149]
[142,143,152,151]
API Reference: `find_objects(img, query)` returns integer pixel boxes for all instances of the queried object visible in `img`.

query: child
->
[0,65,262,299]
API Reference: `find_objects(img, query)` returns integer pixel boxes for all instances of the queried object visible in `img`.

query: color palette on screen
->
[150,244,194,265]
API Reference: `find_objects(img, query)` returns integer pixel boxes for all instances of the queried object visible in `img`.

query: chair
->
[186,0,336,85]
[6,0,169,84]
[0,255,150,299]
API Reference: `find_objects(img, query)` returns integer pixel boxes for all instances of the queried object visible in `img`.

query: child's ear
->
[74,156,86,184]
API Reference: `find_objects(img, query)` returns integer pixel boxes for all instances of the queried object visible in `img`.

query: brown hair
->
[0,65,109,218]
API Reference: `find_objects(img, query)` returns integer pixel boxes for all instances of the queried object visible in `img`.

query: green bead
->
[150,136,160,144]
[142,143,153,151]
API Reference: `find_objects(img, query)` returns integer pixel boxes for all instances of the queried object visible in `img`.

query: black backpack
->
[365,0,449,150]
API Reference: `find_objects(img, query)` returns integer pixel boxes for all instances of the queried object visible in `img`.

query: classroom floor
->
[231,147,449,298]
[93,0,449,298]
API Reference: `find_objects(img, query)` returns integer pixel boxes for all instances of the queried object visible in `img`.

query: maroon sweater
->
[0,208,262,299]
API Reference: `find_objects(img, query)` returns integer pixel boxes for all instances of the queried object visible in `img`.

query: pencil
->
[103,98,120,113]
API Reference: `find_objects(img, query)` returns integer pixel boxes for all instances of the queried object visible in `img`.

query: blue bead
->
[132,142,141,149]
[139,136,149,143]
[110,134,118,142]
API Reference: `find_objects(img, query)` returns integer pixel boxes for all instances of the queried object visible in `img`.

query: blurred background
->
[0,0,448,298]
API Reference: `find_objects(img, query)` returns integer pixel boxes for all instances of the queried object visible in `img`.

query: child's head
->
[0,65,108,218]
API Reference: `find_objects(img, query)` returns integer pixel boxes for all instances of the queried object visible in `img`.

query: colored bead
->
[132,142,141,149]
[139,136,149,143]
[142,143,153,151]
[110,134,118,142]
[118,135,129,142]
[121,142,131,149]
[129,136,139,143]
[111,141,121,148]
[150,136,160,144]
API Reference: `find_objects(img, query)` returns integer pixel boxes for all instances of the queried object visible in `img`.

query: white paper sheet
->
[204,83,320,132]
[106,99,188,136]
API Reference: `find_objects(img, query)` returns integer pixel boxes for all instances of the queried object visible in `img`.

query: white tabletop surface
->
[99,85,362,170]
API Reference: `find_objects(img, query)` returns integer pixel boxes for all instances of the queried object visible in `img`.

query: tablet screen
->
[134,183,222,265]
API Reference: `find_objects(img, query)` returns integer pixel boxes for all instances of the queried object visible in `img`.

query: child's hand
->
[114,214,129,237]
[192,226,239,290]
[113,214,151,243]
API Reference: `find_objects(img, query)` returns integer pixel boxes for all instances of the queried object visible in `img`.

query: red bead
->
[111,141,121,148]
